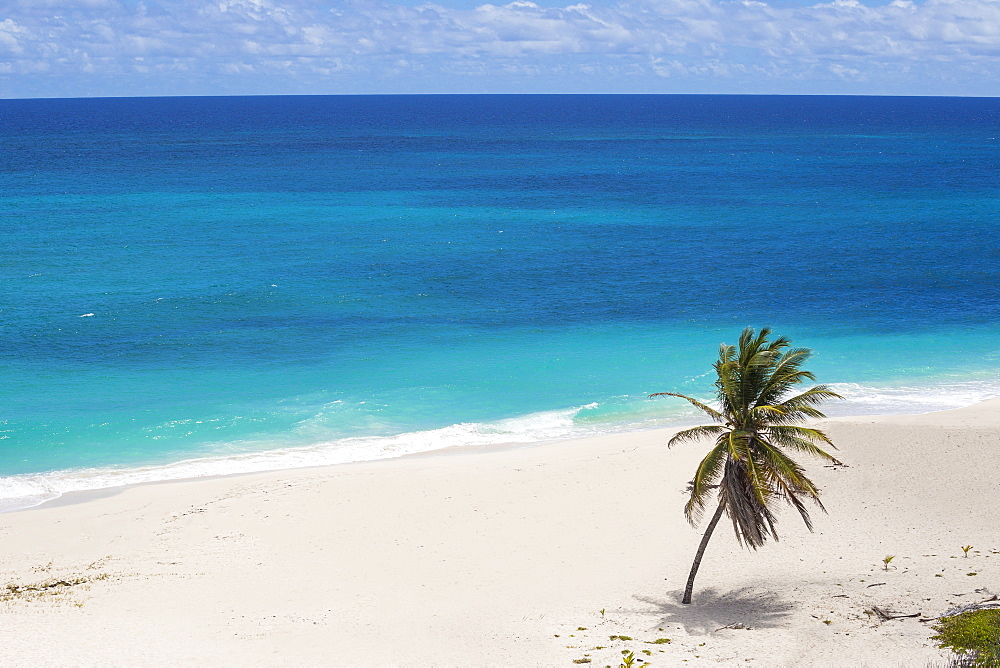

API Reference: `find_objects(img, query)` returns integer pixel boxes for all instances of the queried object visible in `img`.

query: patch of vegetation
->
[646,638,672,644]
[931,608,1000,668]
[609,635,633,641]
[572,659,591,664]
[0,574,109,603]
[620,650,640,667]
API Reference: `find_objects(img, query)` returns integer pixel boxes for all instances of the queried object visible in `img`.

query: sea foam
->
[2,377,996,513]
[0,403,604,512]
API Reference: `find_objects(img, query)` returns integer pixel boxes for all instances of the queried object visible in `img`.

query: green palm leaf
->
[684,441,729,524]
[649,391,727,424]
[668,425,728,448]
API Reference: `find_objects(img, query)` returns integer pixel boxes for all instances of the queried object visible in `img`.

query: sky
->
[1,0,999,98]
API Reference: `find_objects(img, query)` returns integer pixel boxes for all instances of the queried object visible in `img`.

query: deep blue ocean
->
[1,94,998,509]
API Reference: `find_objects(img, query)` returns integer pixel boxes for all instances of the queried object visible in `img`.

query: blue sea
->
[1,94,998,510]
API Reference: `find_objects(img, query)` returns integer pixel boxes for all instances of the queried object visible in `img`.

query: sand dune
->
[2,399,998,666]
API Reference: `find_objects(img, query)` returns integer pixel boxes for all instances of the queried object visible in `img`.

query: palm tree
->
[651,327,843,605]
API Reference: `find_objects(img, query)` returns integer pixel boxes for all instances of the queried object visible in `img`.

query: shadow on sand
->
[630,587,795,635]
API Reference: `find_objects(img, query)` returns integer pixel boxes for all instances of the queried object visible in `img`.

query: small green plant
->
[609,635,633,641]
[578,627,588,631]
[572,659,591,665]
[931,608,1000,667]
[882,555,895,570]
[822,619,833,625]
[968,572,979,576]
[620,651,638,668]
[963,545,975,558]
[600,608,606,617]
[647,638,672,644]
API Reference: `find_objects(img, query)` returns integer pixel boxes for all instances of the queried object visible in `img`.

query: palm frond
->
[752,439,822,498]
[648,391,726,424]
[667,424,727,448]
[756,441,829,525]
[775,385,844,414]
[748,404,787,421]
[724,429,752,461]
[767,404,826,423]
[765,426,841,462]
[766,424,836,447]
[718,457,778,549]
[756,348,816,405]
[684,442,729,525]
[771,474,818,531]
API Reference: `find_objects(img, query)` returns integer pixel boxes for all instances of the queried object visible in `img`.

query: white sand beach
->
[2,399,999,667]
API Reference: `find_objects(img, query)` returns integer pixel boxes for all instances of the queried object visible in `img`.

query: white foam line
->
[828,380,1000,415]
[2,378,997,512]
[0,404,605,512]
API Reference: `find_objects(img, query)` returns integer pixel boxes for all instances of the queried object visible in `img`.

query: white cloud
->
[2,0,1000,95]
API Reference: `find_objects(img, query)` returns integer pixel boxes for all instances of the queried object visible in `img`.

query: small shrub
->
[931,608,1000,667]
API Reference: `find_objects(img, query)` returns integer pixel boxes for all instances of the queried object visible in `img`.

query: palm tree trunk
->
[682,501,726,604]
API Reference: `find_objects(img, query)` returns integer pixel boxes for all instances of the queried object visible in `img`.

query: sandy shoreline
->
[2,399,999,666]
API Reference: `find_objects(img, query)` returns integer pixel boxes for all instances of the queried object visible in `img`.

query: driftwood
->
[871,606,921,621]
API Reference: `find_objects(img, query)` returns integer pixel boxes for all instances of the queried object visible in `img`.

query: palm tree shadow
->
[632,587,795,635]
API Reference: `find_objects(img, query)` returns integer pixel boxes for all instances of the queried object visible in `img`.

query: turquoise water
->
[1,95,998,509]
